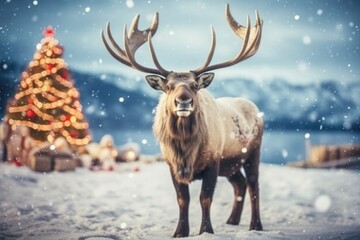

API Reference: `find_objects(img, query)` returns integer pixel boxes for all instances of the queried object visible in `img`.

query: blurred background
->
[1,0,359,164]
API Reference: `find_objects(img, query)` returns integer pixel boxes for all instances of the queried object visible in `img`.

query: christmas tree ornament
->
[60,69,69,79]
[46,64,54,70]
[26,109,36,118]
[43,25,55,37]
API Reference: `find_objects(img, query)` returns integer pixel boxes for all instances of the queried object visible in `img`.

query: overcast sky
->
[0,0,359,84]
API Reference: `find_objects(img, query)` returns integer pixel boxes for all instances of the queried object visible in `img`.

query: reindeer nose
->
[175,98,192,106]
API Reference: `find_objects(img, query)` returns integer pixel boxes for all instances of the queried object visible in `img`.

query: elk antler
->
[193,4,263,76]
[101,13,170,76]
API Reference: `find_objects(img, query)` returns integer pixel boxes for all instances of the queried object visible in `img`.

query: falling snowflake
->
[314,195,332,212]
[294,15,300,20]
[302,35,312,45]
[120,222,127,229]
[85,7,91,13]
[126,0,134,8]
[317,9,323,16]
[282,149,288,158]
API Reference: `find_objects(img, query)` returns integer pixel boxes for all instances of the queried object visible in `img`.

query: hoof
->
[249,221,263,231]
[199,226,214,235]
[173,229,189,238]
[173,233,189,238]
[226,217,240,225]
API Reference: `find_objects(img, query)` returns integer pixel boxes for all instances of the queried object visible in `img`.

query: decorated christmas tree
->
[7,26,91,151]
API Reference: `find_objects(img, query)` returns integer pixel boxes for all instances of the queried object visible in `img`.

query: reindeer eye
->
[192,83,199,90]
[166,85,172,92]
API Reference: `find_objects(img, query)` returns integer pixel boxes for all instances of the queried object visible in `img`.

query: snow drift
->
[1,162,359,239]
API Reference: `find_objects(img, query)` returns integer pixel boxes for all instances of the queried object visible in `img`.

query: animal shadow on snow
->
[78,234,121,240]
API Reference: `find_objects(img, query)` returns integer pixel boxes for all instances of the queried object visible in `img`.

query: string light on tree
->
[7,26,91,151]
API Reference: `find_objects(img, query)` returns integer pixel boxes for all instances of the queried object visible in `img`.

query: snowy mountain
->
[1,62,359,131]
[209,78,360,131]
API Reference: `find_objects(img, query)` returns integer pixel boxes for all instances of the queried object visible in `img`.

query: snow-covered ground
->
[1,162,360,240]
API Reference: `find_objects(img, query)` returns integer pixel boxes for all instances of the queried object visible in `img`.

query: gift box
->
[30,151,52,172]
[53,153,76,172]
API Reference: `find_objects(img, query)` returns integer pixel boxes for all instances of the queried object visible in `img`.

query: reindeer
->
[101,4,263,237]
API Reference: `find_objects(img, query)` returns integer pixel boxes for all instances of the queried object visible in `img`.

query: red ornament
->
[47,64,54,70]
[43,26,55,37]
[69,130,78,138]
[65,115,71,121]
[28,98,34,104]
[12,159,23,167]
[61,69,69,79]
[26,109,36,118]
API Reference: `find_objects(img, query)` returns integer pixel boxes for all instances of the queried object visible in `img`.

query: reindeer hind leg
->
[243,147,263,231]
[226,170,247,225]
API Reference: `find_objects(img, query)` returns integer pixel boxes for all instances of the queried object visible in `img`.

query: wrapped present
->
[28,137,76,172]
[29,150,52,172]
[52,138,76,172]
[54,153,76,172]
[3,125,32,164]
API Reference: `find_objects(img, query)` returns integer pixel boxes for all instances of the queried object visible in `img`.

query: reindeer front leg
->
[170,167,190,238]
[199,163,218,235]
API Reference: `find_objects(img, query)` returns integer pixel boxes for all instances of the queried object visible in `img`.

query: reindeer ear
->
[196,72,214,89]
[145,75,167,91]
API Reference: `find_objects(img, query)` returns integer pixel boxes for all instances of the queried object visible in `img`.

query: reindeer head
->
[145,72,214,117]
[101,4,263,118]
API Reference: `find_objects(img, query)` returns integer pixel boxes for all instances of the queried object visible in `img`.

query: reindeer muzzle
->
[175,98,193,117]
